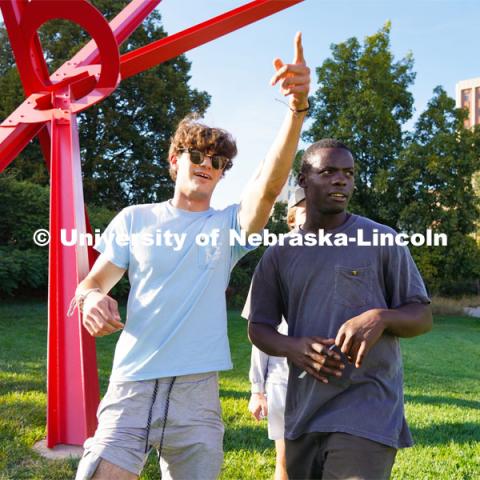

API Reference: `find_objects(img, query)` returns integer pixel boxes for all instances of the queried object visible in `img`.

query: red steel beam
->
[0,123,44,172]
[64,0,162,69]
[0,0,304,169]
[120,0,304,79]
[0,0,55,168]
[0,0,161,171]
[0,0,52,95]
[47,92,99,446]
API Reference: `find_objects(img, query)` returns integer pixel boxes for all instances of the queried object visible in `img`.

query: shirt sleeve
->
[244,247,285,328]
[228,204,257,270]
[94,208,131,269]
[383,242,431,309]
[249,345,269,394]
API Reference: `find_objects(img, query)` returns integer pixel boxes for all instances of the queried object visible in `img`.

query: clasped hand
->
[82,291,124,337]
[288,310,386,381]
[335,309,386,368]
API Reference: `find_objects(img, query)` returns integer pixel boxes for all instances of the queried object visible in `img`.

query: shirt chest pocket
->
[334,265,373,308]
[197,244,223,270]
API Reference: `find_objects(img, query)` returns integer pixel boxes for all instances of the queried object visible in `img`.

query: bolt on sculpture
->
[0,0,303,447]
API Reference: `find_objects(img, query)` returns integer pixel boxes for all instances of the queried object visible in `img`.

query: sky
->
[156,0,480,207]
[1,1,479,208]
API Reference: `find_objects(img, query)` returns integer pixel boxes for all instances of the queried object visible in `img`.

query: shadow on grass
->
[0,396,45,434]
[0,372,45,393]
[219,388,249,400]
[411,421,480,446]
[405,393,480,410]
[223,425,272,453]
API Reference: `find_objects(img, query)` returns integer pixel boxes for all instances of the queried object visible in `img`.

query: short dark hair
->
[168,115,237,180]
[300,138,353,175]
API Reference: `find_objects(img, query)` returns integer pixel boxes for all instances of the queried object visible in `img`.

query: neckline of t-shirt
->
[298,213,359,235]
[165,199,213,216]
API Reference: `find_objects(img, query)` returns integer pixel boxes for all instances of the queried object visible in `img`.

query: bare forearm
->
[76,257,126,296]
[378,304,433,337]
[240,110,307,234]
[76,277,104,295]
[248,322,293,357]
[261,109,307,198]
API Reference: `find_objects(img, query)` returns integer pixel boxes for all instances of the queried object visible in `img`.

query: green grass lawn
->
[0,301,479,479]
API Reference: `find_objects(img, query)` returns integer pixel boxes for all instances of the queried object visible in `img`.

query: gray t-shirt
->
[244,214,430,448]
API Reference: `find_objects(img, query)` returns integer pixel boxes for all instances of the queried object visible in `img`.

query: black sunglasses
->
[179,148,230,170]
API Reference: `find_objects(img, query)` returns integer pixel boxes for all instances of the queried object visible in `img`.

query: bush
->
[0,175,128,297]
[0,247,48,296]
[431,295,480,316]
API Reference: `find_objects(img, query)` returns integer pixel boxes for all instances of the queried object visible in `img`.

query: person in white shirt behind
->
[245,187,306,480]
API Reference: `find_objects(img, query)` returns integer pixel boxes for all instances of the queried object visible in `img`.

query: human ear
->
[298,173,306,188]
[169,154,178,172]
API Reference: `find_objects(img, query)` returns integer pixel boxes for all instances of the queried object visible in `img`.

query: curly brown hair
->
[168,115,237,181]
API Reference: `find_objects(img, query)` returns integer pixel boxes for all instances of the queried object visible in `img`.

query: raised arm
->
[239,32,310,235]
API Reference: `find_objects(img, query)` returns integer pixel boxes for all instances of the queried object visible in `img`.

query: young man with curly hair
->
[74,33,310,480]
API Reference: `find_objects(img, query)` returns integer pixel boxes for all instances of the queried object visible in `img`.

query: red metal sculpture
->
[0,0,303,447]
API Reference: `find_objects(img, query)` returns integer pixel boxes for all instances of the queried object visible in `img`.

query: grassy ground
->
[0,301,479,479]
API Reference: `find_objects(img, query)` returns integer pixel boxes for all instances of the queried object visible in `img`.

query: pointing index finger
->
[293,32,305,64]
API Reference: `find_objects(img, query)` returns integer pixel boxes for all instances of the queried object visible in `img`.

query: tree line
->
[0,6,479,300]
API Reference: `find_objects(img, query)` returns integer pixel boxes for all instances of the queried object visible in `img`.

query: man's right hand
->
[287,337,345,383]
[82,291,124,337]
[248,393,268,421]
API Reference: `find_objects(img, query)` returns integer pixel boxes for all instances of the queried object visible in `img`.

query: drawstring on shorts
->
[144,376,177,459]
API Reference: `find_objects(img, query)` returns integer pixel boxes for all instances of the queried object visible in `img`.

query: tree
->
[0,173,49,296]
[395,86,480,294]
[0,173,125,297]
[291,149,303,179]
[0,0,210,209]
[304,23,415,226]
[228,202,288,309]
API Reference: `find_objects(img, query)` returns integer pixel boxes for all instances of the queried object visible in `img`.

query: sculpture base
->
[33,439,83,459]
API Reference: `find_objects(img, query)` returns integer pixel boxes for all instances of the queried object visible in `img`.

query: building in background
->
[456,77,480,128]
[456,77,480,244]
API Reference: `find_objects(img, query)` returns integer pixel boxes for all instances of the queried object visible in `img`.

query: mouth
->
[328,192,348,202]
[193,170,212,181]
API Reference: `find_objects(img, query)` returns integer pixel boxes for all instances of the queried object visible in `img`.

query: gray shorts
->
[76,372,224,480]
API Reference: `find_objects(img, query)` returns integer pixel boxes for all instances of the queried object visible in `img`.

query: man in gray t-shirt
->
[245,139,432,480]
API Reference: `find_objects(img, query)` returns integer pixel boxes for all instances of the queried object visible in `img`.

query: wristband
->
[67,288,102,317]
[290,103,310,114]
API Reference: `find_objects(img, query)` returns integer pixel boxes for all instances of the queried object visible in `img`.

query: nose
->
[332,172,347,185]
[200,154,213,169]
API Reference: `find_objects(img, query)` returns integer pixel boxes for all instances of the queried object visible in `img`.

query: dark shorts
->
[285,432,397,480]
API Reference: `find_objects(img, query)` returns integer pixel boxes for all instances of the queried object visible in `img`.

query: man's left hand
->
[335,309,386,368]
[270,32,310,111]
